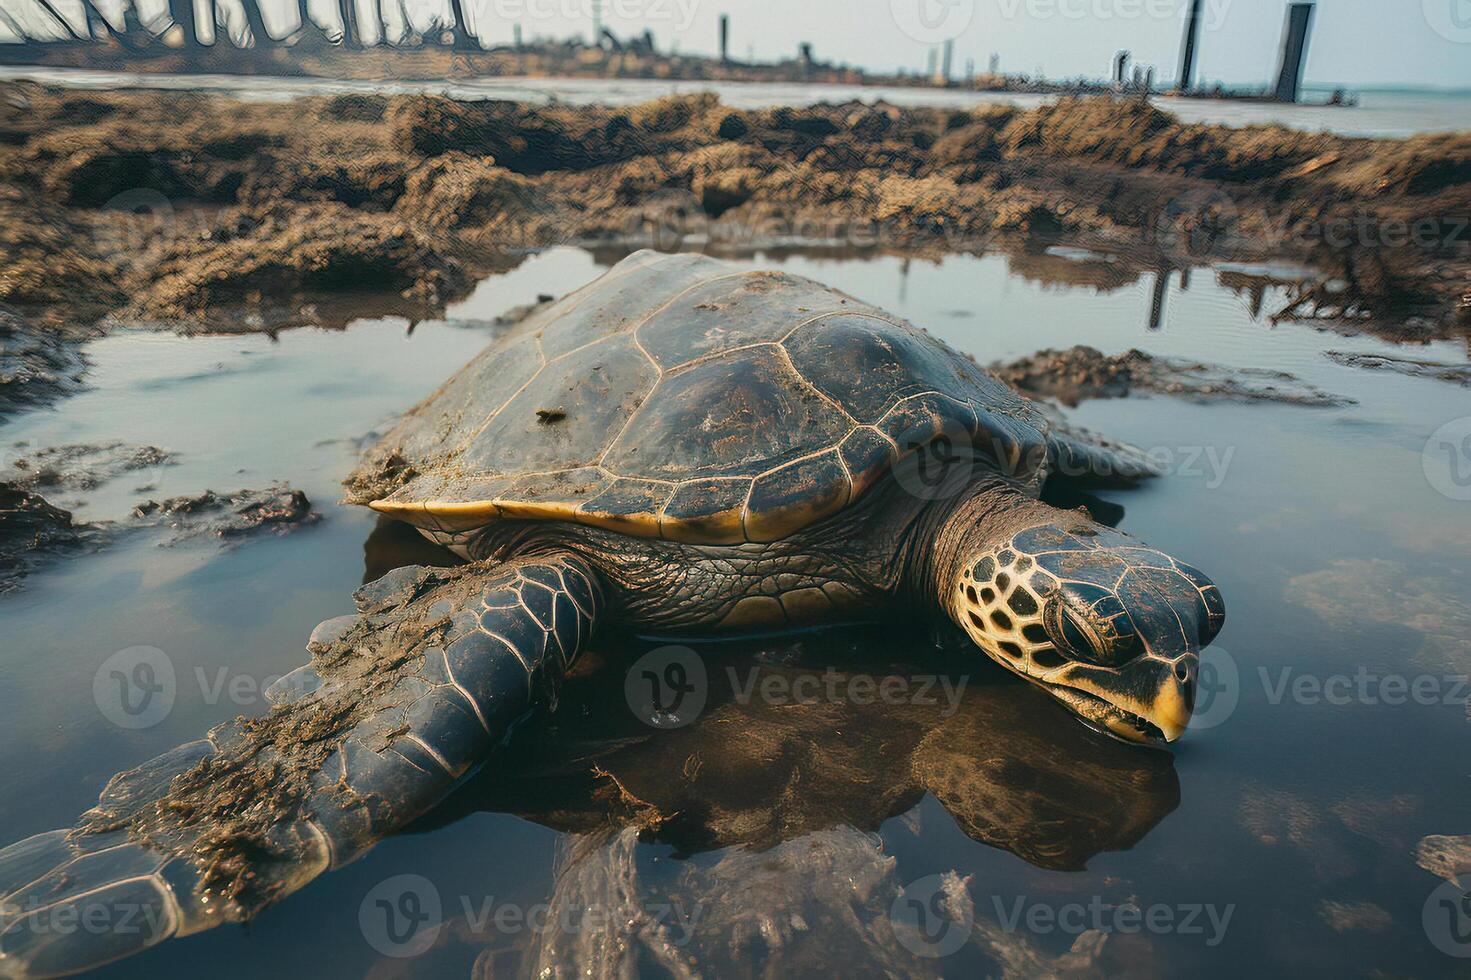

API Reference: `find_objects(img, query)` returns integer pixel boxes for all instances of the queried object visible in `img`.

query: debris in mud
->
[475,824,1121,978]
[4,442,173,492]
[131,484,320,543]
[993,345,1350,407]
[1,85,1467,336]
[1325,350,1471,387]
[0,483,99,592]
[0,306,87,414]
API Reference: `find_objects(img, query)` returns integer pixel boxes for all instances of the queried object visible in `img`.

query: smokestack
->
[1177,0,1204,92]
[941,39,954,82]
[988,52,999,75]
[1274,3,1314,103]
[1113,50,1130,89]
[719,14,728,62]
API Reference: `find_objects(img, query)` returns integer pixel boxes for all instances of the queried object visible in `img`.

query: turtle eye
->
[1057,612,1098,662]
[1045,590,1143,667]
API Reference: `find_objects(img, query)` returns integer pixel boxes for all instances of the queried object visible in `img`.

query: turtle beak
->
[1036,607,1203,747]
[1042,656,1197,747]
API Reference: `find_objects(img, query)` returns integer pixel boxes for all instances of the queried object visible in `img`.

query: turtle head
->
[949,520,1224,746]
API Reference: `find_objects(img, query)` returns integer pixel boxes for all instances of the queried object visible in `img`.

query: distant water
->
[2,64,1467,138]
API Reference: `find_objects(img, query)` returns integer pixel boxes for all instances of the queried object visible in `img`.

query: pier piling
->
[1177,0,1204,92]
[1274,2,1314,103]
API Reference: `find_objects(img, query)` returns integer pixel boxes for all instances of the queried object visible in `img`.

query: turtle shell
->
[361,250,1049,545]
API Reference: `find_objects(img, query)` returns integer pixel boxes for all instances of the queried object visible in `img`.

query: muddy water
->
[1,246,1468,977]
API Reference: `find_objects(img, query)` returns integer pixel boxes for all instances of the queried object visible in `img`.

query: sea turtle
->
[0,251,1224,977]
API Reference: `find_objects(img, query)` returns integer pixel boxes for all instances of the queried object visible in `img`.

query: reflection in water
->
[441,634,1180,870]
[399,588,1179,974]
[462,826,1127,978]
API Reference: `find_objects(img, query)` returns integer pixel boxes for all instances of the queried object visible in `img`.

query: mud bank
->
[0,306,88,414]
[132,485,321,542]
[994,345,1350,407]
[0,479,319,591]
[1,85,1465,341]
[0,483,98,592]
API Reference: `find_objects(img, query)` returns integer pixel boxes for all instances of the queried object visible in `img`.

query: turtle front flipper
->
[0,555,602,978]
[1044,420,1163,487]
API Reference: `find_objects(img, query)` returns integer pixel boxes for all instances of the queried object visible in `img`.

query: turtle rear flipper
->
[0,556,602,978]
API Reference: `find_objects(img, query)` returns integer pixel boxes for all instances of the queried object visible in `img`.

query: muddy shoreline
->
[0,83,1467,404]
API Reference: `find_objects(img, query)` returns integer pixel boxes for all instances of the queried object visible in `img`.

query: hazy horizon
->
[3,0,1470,91]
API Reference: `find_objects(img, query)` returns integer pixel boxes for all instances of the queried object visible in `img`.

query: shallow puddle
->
[1,245,1468,976]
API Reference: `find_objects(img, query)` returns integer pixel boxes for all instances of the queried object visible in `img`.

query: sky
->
[4,0,1470,89]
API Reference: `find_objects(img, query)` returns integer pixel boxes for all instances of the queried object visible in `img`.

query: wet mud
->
[0,483,99,593]
[131,484,321,543]
[993,344,1350,407]
[1325,350,1471,387]
[1,85,1465,346]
